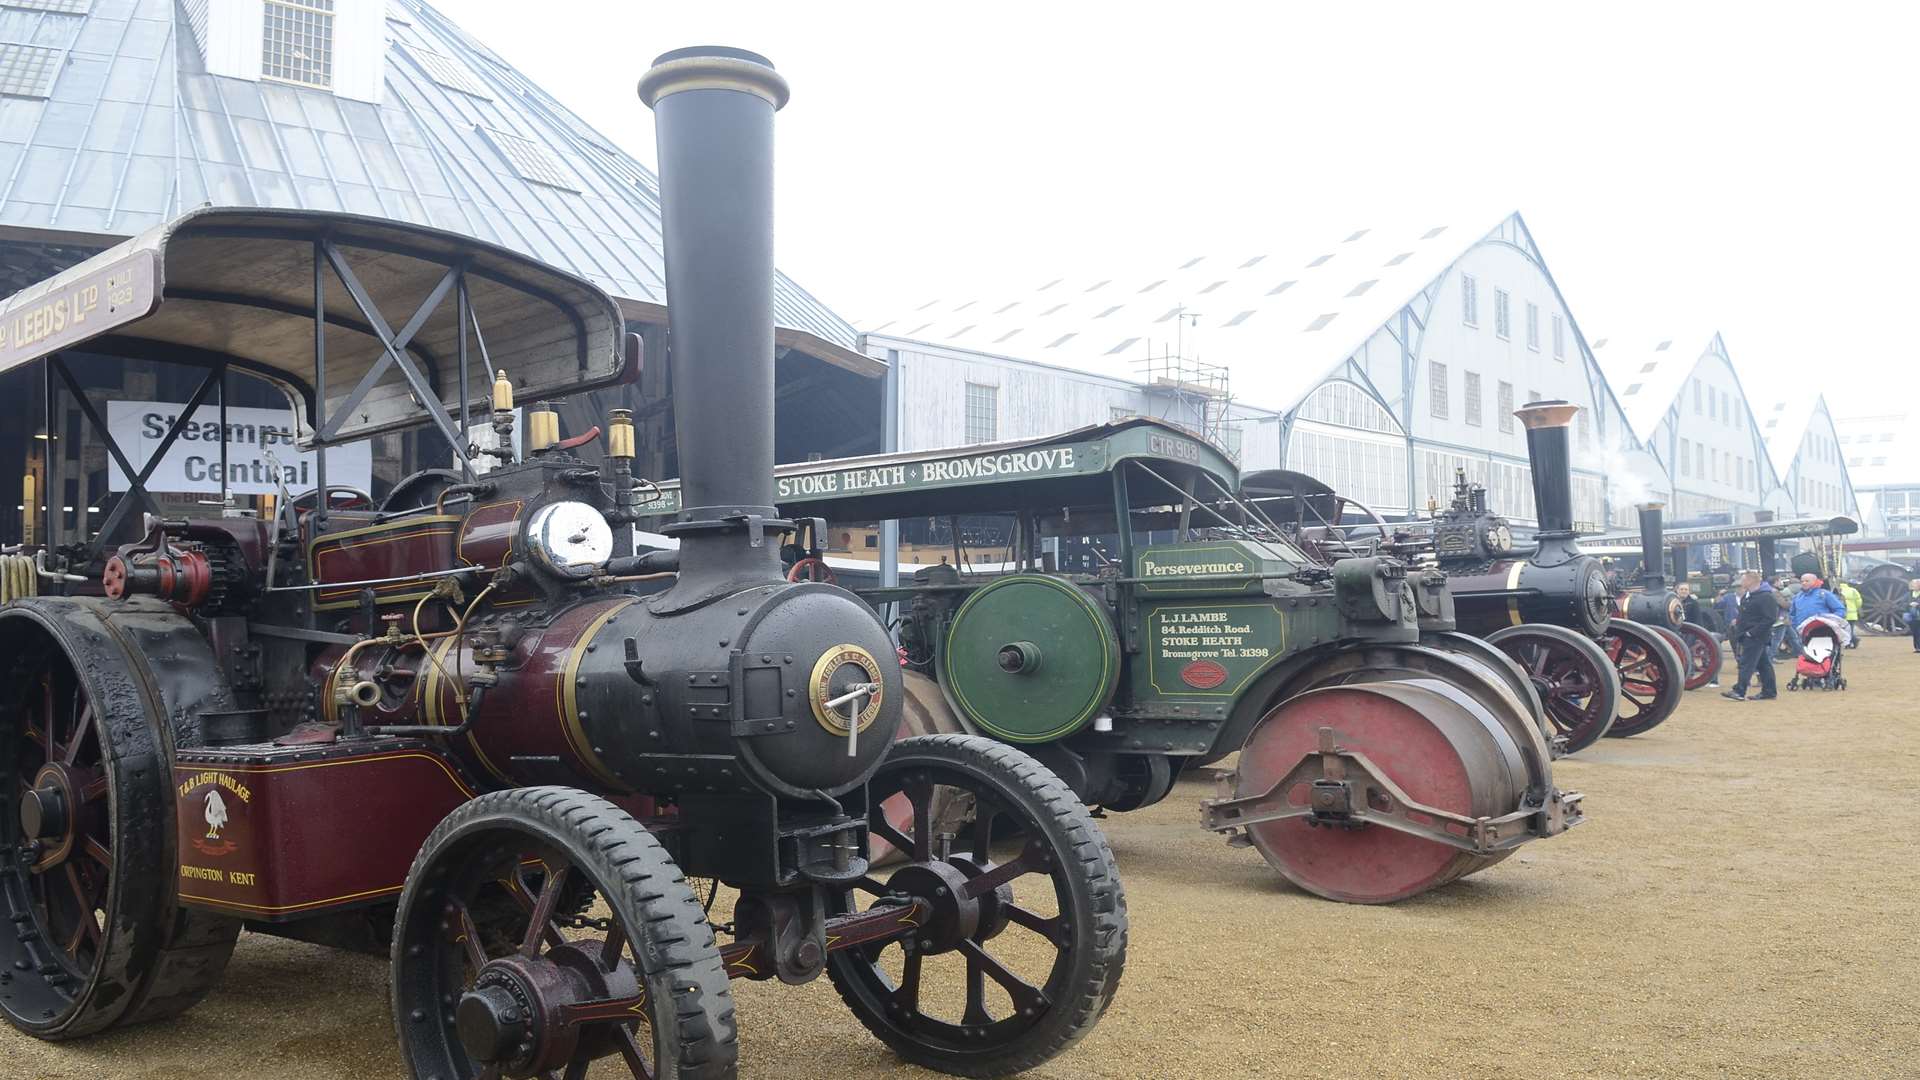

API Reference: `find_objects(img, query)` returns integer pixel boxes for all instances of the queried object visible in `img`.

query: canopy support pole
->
[53,356,223,552]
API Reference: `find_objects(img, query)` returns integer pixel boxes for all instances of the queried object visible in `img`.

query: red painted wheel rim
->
[1679,623,1722,690]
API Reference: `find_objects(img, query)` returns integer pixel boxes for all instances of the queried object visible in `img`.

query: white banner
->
[106,401,372,497]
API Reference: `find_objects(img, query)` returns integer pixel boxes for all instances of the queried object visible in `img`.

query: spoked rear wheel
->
[1598,620,1685,738]
[1486,624,1620,753]
[0,617,238,1040]
[1679,622,1723,690]
[391,787,737,1080]
[827,735,1125,1078]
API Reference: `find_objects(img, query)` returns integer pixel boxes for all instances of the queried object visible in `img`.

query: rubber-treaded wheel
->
[391,786,737,1080]
[1678,622,1723,690]
[0,612,239,1040]
[827,735,1126,1078]
[1486,624,1621,753]
[1598,619,1686,738]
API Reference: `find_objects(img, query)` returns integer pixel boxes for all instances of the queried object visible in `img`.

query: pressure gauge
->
[525,501,613,578]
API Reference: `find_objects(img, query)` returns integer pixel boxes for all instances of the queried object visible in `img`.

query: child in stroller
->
[1787,614,1850,691]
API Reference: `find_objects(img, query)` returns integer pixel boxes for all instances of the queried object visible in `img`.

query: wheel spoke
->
[600,913,628,969]
[61,863,92,956]
[615,1024,656,1080]
[961,842,1043,900]
[501,872,569,952]
[563,1057,590,1080]
[867,817,914,860]
[41,676,58,752]
[62,702,94,766]
[958,937,1049,1013]
[522,865,570,956]
[448,898,488,972]
[83,836,111,867]
[968,795,996,862]
[903,777,933,861]
[852,875,891,896]
[894,948,922,1012]
[82,775,108,801]
[1002,902,1065,947]
[962,950,991,1026]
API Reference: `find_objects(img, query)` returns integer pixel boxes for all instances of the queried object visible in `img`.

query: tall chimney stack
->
[639,47,790,594]
[1515,400,1580,558]
[1637,503,1667,589]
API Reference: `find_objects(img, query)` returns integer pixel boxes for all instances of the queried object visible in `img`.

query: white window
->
[1679,438,1690,477]
[964,383,998,444]
[1462,275,1479,327]
[1464,371,1483,426]
[1497,381,1515,434]
[1429,361,1449,419]
[1110,406,1132,422]
[1525,302,1540,351]
[263,0,335,88]
[1494,290,1511,340]
[1692,380,1702,414]
[1552,314,1565,359]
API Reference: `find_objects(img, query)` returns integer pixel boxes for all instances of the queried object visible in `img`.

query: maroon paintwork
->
[172,740,477,920]
[308,515,461,610]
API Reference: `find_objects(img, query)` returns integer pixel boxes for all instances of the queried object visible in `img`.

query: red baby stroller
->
[1787,614,1850,691]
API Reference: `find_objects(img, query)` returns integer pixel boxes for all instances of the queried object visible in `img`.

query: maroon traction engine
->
[0,49,1124,1079]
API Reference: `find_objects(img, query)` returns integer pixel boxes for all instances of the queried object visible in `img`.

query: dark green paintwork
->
[937,575,1120,743]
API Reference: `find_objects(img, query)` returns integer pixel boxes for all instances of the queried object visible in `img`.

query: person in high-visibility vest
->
[1838,579,1864,648]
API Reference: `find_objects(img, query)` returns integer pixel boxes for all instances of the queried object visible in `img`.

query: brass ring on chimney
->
[638,56,791,110]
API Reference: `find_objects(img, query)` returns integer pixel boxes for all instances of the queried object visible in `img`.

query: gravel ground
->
[7,637,1917,1079]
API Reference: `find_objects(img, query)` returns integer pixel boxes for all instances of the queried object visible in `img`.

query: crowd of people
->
[1668,568,1920,702]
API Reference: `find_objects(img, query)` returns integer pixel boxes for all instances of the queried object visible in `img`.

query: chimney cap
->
[639,47,790,110]
[1515,399,1579,430]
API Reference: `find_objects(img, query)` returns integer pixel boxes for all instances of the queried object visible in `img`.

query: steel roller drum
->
[1233,678,1526,903]
[937,574,1120,743]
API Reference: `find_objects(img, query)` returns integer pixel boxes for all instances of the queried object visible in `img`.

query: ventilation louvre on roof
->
[0,41,61,99]
[406,43,492,98]
[1304,313,1338,332]
[477,125,579,192]
[2,0,90,12]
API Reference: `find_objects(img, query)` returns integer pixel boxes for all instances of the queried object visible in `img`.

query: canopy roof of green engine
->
[0,206,626,445]
[644,417,1242,521]
[1581,514,1860,555]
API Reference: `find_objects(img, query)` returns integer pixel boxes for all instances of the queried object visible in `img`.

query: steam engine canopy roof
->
[0,207,626,446]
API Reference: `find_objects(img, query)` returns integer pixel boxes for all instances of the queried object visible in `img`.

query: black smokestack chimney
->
[1637,503,1666,589]
[639,47,790,594]
[1516,400,1580,559]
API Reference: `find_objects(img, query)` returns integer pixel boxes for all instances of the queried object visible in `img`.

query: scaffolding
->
[1133,307,1234,456]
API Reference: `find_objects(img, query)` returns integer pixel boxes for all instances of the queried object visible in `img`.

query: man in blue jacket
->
[1790,572,1847,628]
[1724,570,1779,701]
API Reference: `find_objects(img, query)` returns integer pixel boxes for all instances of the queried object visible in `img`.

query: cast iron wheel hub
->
[886,859,982,954]
[947,854,1014,942]
[22,763,85,867]
[455,980,531,1064]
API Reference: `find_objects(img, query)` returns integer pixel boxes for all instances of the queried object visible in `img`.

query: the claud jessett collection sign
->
[107,401,371,496]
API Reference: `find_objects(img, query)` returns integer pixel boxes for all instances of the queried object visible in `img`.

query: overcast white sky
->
[451,0,1917,421]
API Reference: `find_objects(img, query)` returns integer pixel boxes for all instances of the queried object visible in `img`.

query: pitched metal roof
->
[1590,331,1724,440]
[0,0,860,360]
[860,210,1511,414]
[1834,412,1919,488]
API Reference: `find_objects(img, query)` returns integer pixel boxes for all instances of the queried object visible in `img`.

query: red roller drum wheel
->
[1598,619,1685,738]
[1678,621,1723,690]
[1232,679,1524,904]
[1486,623,1621,754]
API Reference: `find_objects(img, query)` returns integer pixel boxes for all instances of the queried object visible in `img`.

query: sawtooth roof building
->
[1592,332,1791,525]
[865,211,1659,531]
[0,0,883,538]
[1757,393,1860,523]
[1838,412,1920,542]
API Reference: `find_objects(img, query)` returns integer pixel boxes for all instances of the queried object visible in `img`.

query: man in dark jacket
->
[1724,570,1779,701]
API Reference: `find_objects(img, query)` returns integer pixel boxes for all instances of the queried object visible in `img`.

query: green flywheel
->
[937,574,1120,743]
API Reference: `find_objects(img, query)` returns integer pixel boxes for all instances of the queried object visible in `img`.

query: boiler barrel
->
[1447,557,1613,638]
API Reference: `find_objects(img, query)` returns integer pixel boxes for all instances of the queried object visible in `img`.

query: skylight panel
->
[1106,337,1140,355]
[1344,229,1370,242]
[406,44,492,98]
[1267,280,1296,296]
[1306,254,1333,268]
[477,125,579,192]
[1199,280,1227,294]
[1304,313,1338,332]
[1180,256,1205,269]
[1239,255,1266,268]
[1384,252,1412,266]
[1222,310,1255,327]
[1421,226,1448,239]
[1346,279,1377,297]
[1048,333,1076,348]
[0,42,60,99]
[2,0,90,12]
